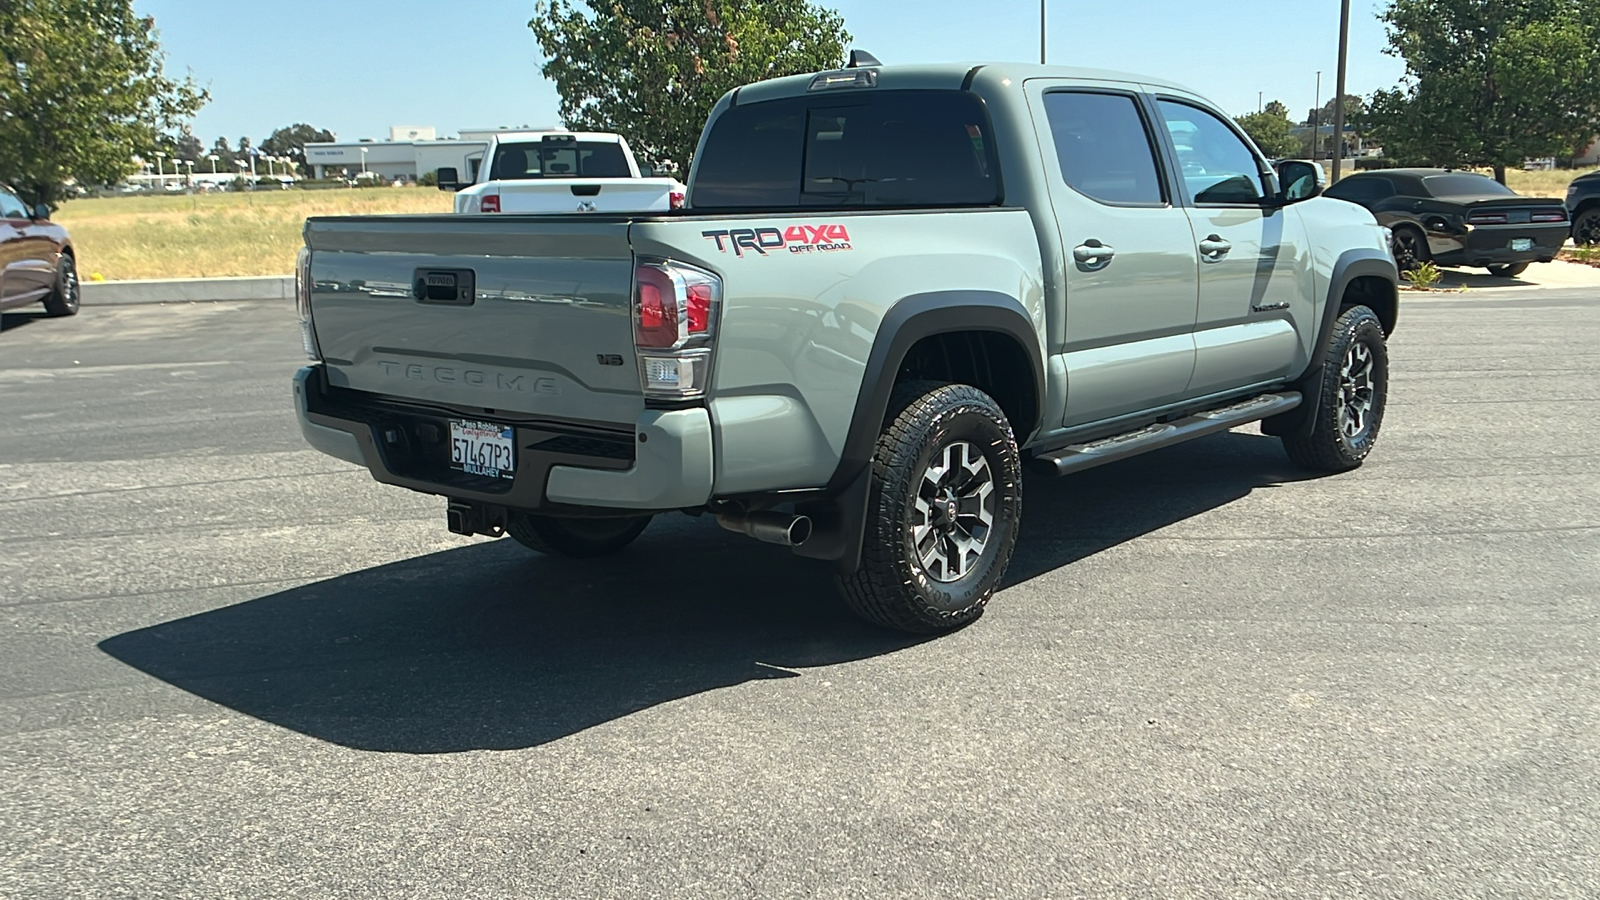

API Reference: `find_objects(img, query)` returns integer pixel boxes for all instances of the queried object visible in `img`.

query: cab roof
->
[733,61,1196,106]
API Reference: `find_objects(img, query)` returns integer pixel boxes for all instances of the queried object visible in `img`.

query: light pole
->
[1311,71,1322,159]
[359,146,368,178]
[181,159,194,185]
[1040,1,1047,64]
[154,152,165,185]
[207,154,218,175]
[1332,0,1351,181]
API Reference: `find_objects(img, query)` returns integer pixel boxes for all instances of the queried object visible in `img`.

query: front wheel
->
[838,382,1022,634]
[1282,306,1389,473]
[507,512,652,558]
[1573,207,1600,246]
[1486,263,1529,278]
[43,254,80,317]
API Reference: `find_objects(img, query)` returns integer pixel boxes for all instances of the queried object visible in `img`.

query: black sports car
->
[1324,168,1569,276]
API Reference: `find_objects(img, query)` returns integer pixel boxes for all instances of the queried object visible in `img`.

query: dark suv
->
[0,184,78,317]
[1569,170,1600,246]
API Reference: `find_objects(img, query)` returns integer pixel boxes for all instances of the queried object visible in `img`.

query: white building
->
[304,126,557,181]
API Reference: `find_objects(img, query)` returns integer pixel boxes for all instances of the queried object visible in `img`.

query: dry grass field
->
[52,167,1597,281]
[54,188,453,281]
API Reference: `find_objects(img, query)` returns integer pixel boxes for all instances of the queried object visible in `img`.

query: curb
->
[83,275,293,306]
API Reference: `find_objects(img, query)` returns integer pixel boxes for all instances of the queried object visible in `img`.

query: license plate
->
[449,419,515,480]
[1510,238,1534,251]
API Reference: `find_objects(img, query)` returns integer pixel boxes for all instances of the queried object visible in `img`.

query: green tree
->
[1366,0,1600,183]
[261,123,336,174]
[1236,103,1301,159]
[0,0,206,206]
[530,0,850,175]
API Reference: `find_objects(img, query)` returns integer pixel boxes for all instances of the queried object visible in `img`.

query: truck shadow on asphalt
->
[100,430,1319,754]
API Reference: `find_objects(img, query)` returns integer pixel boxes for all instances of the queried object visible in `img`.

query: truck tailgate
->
[464,178,680,214]
[304,216,643,426]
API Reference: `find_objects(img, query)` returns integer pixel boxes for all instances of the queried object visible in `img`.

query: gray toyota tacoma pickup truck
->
[293,60,1399,634]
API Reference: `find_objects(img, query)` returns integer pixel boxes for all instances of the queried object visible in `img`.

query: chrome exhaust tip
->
[716,510,812,547]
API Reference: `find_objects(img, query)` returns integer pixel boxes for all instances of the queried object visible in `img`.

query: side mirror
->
[1276,160,1324,203]
[32,204,50,221]
[436,167,460,192]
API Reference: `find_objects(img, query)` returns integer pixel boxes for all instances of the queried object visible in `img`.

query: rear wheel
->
[507,512,652,558]
[838,382,1022,634]
[1486,262,1529,278]
[1390,226,1429,272]
[43,253,80,317]
[1282,306,1389,473]
[1571,207,1600,246]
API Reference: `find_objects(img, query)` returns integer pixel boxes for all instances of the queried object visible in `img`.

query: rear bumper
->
[293,365,713,511]
[1431,223,1568,267]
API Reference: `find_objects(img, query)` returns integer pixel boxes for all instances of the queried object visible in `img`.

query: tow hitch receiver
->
[447,501,507,537]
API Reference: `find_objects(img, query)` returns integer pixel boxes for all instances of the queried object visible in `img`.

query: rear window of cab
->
[690,90,1001,210]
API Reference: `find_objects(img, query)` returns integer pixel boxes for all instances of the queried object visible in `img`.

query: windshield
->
[1423,173,1515,197]
[690,90,1001,209]
[489,141,632,180]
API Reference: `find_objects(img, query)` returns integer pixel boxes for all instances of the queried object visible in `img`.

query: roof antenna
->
[847,50,882,68]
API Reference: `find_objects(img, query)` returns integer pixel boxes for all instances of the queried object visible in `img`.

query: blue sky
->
[137,0,1407,144]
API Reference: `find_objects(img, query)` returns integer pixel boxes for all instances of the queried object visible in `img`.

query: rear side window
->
[490,141,631,180]
[1042,91,1165,205]
[691,90,1001,209]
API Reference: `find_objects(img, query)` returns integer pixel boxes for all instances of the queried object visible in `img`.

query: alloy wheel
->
[911,441,996,582]
[1575,210,1600,247]
[1391,229,1425,271]
[1337,341,1376,440]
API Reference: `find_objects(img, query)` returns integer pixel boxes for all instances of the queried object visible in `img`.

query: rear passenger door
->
[1152,98,1312,396]
[1030,84,1200,427]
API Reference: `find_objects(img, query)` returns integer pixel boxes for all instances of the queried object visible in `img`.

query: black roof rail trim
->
[962,65,986,91]
[730,86,741,107]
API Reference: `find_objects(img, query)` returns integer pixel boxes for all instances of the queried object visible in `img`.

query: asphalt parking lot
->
[3,289,1598,898]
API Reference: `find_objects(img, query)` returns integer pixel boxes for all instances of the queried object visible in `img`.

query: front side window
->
[1156,99,1266,205]
[490,141,631,180]
[1325,176,1395,203]
[0,189,26,219]
[692,90,1000,209]
[1042,91,1165,206]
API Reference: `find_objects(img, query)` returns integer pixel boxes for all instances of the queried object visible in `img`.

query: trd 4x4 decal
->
[702,224,853,257]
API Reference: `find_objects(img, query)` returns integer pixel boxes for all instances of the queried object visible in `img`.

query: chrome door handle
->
[1072,240,1115,271]
[1199,235,1232,261]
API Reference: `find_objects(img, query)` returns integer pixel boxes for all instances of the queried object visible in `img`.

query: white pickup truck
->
[438,131,687,214]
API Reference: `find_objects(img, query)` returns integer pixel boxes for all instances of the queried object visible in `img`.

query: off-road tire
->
[1572,207,1600,246]
[43,253,80,317]
[1282,305,1388,472]
[1486,262,1529,278]
[507,512,652,558]
[838,381,1022,634]
[1390,225,1429,273]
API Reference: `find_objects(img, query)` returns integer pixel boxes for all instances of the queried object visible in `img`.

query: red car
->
[0,183,78,317]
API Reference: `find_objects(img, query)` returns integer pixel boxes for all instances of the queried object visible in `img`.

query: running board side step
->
[1028,391,1301,477]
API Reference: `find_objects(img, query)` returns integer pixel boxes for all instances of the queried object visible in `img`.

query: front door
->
[0,188,51,302]
[1030,85,1200,427]
[1153,98,1312,396]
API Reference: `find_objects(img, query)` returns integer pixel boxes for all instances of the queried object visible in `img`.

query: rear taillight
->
[1531,210,1567,223]
[632,259,721,399]
[480,193,500,213]
[295,247,321,361]
[669,190,686,210]
[1468,212,1508,225]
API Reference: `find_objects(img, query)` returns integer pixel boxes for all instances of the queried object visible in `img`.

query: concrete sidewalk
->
[1431,258,1600,291]
[82,275,292,305]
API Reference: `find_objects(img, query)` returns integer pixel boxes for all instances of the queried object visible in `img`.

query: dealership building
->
[303,126,555,181]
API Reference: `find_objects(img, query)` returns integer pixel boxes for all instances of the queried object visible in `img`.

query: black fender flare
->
[794,290,1045,572]
[1263,248,1397,438]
